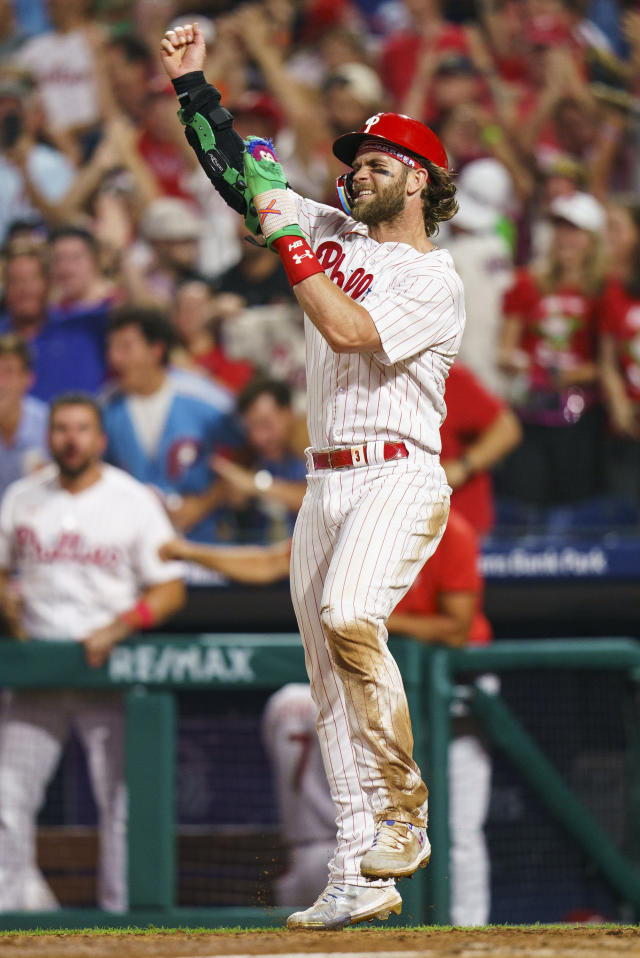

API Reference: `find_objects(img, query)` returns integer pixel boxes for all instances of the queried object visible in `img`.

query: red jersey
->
[395,510,492,646]
[503,268,597,379]
[597,279,640,402]
[441,363,504,536]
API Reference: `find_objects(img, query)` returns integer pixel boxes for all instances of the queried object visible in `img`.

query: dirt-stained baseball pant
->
[290,453,449,886]
[0,690,126,912]
[265,685,492,918]
[266,685,493,919]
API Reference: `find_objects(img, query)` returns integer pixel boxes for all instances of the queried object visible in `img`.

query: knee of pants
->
[320,605,382,676]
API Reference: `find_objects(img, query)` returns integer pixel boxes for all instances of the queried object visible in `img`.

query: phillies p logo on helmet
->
[363,114,382,134]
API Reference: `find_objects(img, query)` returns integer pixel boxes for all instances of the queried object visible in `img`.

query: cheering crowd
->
[0,0,639,543]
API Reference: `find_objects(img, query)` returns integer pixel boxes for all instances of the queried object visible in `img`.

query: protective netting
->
[28,669,640,919]
[484,669,638,923]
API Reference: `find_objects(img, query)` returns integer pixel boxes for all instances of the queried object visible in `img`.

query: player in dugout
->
[0,393,186,912]
[161,509,493,926]
[161,22,464,930]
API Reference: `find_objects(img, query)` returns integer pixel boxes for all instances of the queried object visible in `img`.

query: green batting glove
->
[179,109,258,231]
[243,137,304,247]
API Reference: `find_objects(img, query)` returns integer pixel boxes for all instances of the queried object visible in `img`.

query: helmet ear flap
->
[336,171,355,215]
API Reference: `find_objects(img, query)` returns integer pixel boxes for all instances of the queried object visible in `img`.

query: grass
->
[1,923,639,937]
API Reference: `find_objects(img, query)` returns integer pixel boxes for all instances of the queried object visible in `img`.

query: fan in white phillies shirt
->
[161,22,465,931]
[0,393,185,913]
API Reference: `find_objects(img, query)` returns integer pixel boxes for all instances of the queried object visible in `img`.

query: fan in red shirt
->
[597,202,640,504]
[498,191,606,505]
[599,280,640,413]
[440,363,522,537]
[501,268,598,422]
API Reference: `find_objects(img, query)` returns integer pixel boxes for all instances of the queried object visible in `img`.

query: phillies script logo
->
[15,527,121,568]
[316,242,373,301]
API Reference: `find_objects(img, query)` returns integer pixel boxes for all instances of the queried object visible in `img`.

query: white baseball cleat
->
[360,819,431,880]
[286,882,402,930]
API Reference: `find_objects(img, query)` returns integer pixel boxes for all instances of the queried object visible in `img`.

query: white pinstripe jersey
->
[294,194,466,455]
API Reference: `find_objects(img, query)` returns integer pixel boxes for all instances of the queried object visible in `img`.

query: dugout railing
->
[0,634,639,929]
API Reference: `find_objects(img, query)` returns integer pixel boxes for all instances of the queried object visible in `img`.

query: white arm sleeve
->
[130,487,186,589]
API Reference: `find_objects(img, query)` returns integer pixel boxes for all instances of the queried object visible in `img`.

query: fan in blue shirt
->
[102,306,240,543]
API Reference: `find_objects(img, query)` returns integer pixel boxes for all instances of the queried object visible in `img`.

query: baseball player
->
[161,23,464,930]
[162,509,493,924]
[0,393,185,911]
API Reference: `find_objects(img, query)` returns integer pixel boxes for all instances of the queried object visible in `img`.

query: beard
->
[53,448,95,480]
[352,167,408,227]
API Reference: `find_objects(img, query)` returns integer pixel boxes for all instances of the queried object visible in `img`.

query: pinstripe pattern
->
[293,195,465,455]
[290,462,449,884]
[288,194,464,888]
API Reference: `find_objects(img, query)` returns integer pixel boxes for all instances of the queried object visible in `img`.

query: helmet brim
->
[333,131,373,167]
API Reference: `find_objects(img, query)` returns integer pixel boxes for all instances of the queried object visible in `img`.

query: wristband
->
[272,236,324,286]
[120,599,156,631]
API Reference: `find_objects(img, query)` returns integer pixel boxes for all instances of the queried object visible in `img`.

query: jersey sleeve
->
[294,193,352,247]
[0,486,16,571]
[367,265,465,365]
[130,486,186,588]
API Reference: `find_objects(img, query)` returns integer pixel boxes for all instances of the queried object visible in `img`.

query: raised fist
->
[160,22,206,79]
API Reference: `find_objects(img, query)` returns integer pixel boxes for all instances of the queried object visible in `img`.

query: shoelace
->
[319,884,345,903]
[372,823,413,851]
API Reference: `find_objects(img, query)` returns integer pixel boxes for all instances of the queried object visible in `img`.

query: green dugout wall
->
[0,634,639,930]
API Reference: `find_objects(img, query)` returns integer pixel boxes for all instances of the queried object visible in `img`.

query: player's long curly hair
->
[421,161,458,237]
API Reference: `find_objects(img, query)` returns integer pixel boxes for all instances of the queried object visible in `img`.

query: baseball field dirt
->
[2,927,640,958]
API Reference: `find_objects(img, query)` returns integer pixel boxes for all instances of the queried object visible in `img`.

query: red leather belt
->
[311,442,408,471]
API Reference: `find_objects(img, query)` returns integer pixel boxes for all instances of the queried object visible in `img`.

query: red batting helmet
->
[332,112,448,170]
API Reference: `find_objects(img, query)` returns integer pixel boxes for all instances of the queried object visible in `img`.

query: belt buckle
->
[350,444,366,466]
